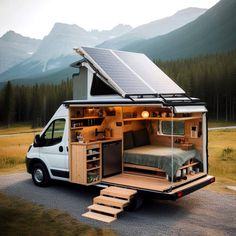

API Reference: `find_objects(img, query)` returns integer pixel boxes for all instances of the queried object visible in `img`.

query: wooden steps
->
[101,186,137,200]
[94,195,129,208]
[82,186,137,223]
[82,211,116,223]
[88,204,122,216]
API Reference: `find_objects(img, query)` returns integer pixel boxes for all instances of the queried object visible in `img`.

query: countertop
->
[71,137,122,145]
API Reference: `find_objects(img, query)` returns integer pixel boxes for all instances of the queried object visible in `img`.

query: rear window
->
[160,121,185,136]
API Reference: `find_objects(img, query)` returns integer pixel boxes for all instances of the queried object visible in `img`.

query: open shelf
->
[87,158,100,163]
[87,166,100,171]
[71,117,104,129]
[71,127,84,130]
[86,180,101,186]
[71,116,104,120]
[123,116,201,122]
[70,142,101,185]
[87,152,100,157]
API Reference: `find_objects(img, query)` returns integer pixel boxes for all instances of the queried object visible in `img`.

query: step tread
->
[88,204,122,215]
[82,211,116,223]
[94,195,129,208]
[101,186,137,199]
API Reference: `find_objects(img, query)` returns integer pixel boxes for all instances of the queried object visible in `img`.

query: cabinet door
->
[70,145,86,184]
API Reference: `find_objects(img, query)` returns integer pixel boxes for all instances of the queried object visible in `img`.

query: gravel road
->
[208,126,236,131]
[0,172,235,236]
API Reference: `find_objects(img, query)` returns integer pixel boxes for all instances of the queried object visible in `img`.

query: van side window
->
[42,119,65,146]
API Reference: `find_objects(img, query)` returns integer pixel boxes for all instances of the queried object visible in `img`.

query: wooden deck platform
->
[102,172,206,192]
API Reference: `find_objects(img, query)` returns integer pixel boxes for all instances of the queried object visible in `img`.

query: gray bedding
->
[124,145,201,176]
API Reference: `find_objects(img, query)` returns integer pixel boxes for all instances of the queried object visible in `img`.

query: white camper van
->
[26,47,215,222]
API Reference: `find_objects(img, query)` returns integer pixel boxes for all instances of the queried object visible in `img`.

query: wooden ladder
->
[82,186,137,223]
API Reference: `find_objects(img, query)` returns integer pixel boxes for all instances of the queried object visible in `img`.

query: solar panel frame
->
[79,47,186,98]
[81,47,154,96]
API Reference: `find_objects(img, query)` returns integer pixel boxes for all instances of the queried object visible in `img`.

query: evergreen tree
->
[3,81,15,127]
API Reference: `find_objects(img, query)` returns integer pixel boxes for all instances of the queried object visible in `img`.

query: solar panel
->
[81,47,154,96]
[114,50,184,94]
[80,47,185,97]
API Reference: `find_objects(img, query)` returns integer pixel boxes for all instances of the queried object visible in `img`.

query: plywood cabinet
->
[70,143,101,185]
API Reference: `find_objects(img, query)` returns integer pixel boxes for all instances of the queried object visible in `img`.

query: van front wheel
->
[32,163,51,187]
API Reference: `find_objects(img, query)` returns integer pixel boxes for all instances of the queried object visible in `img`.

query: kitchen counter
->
[71,138,122,145]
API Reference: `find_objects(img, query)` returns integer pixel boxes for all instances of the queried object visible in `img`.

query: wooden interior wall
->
[184,117,203,156]
[103,107,123,139]
[149,116,203,159]
[70,106,123,142]
[122,106,147,132]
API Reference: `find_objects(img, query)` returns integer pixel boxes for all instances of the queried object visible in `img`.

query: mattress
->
[124,145,201,176]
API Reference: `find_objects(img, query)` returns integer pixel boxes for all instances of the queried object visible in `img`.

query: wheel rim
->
[34,168,44,183]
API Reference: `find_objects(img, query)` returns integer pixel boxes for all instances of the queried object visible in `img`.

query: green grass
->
[208,129,236,180]
[0,132,36,170]
[0,124,42,170]
[0,123,41,135]
[208,120,236,128]
[0,192,118,236]
[207,129,236,193]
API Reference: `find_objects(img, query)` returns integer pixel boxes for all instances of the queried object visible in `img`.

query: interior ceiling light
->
[141,111,149,118]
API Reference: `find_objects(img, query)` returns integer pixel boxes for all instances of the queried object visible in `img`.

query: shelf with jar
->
[70,117,104,129]
[70,143,102,185]
[86,144,101,184]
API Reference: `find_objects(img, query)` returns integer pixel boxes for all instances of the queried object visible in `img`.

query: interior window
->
[42,119,65,146]
[160,121,185,136]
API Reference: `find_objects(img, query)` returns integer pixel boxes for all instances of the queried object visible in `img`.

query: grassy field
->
[208,120,236,128]
[0,125,40,173]
[0,192,117,236]
[207,129,236,193]
[0,124,235,193]
[0,122,42,135]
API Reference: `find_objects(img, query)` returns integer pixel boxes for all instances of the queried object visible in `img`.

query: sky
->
[0,0,220,39]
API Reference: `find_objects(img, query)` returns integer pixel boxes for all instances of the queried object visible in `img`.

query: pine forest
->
[0,50,235,127]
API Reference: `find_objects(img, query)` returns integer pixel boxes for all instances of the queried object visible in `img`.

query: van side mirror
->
[34,134,42,147]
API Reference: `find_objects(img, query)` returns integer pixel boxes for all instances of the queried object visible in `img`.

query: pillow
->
[123,131,134,150]
[133,128,150,147]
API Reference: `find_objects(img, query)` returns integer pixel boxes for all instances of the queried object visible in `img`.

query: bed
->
[123,129,201,177]
[124,145,201,177]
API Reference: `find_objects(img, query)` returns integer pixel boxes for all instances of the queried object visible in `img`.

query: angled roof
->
[75,47,185,98]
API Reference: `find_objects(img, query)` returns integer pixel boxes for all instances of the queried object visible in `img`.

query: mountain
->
[0,31,41,74]
[0,23,132,82]
[97,7,206,50]
[123,0,236,60]
[31,23,132,62]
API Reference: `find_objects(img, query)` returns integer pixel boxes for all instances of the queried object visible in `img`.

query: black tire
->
[125,196,143,211]
[32,163,51,187]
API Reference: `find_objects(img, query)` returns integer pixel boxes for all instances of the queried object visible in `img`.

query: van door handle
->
[59,146,63,152]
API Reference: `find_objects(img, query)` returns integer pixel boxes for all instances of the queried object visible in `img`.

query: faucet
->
[95,128,105,137]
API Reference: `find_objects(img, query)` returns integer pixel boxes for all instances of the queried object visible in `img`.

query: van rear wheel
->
[32,163,50,187]
[125,196,143,211]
